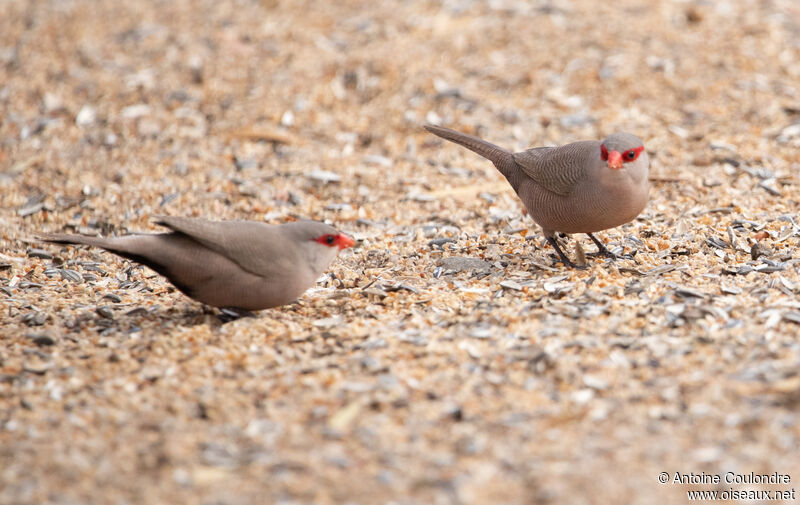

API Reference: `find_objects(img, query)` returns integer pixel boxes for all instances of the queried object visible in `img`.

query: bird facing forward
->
[424,124,649,268]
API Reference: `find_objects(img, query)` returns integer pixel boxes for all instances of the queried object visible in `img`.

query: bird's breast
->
[519,174,648,234]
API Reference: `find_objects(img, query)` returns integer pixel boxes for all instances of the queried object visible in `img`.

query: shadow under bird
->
[424,124,650,268]
[39,216,355,311]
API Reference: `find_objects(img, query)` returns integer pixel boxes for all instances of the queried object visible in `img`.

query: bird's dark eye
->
[314,234,340,247]
[622,147,643,162]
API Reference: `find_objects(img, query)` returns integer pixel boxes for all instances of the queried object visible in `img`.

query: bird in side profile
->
[424,124,649,268]
[39,216,355,312]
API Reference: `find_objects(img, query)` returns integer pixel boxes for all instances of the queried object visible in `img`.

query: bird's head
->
[284,220,355,251]
[284,220,355,276]
[600,133,646,170]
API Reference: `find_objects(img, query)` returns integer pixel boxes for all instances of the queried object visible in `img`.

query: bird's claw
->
[585,233,637,260]
[586,249,620,259]
[546,236,588,270]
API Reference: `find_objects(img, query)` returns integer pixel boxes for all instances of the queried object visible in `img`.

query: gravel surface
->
[2,1,800,504]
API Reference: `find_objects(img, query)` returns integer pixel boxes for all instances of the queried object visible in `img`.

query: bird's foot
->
[218,307,257,323]
[585,233,635,260]
[586,249,619,259]
[557,258,588,270]
[585,248,637,260]
[547,236,587,270]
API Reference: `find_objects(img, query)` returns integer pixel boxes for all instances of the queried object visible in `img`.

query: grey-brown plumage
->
[424,124,650,267]
[39,217,355,310]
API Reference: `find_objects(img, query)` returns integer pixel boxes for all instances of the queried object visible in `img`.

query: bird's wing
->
[155,216,293,278]
[512,141,598,196]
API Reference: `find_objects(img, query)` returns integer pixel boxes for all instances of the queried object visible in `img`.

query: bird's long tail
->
[38,233,149,263]
[424,124,517,179]
[39,232,179,286]
[39,233,114,249]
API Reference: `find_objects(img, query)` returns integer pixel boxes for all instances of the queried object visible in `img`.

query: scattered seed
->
[59,269,83,282]
[720,284,742,295]
[750,243,771,261]
[758,180,780,196]
[103,293,123,303]
[384,283,419,294]
[17,201,44,217]
[28,334,56,346]
[705,237,729,250]
[312,316,343,329]
[364,287,388,299]
[439,257,489,273]
[755,264,785,273]
[674,286,706,299]
[307,169,342,183]
[574,241,587,267]
[429,237,456,249]
[22,364,51,375]
[27,248,53,259]
[543,281,574,295]
[499,280,523,291]
[645,264,676,276]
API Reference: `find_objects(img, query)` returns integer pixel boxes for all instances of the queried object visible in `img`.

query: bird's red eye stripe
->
[600,144,609,161]
[314,233,355,249]
[315,234,337,246]
[622,146,644,163]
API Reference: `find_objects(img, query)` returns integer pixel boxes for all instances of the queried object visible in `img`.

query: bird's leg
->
[546,236,585,270]
[586,233,617,258]
[218,307,257,323]
[586,233,635,259]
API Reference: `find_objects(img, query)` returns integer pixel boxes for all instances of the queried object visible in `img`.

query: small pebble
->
[22,312,47,326]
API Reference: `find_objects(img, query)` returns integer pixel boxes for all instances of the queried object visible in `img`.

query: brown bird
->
[424,124,649,268]
[40,216,355,312]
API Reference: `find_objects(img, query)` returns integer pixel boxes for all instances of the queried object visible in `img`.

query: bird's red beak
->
[337,234,355,250]
[607,150,623,169]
